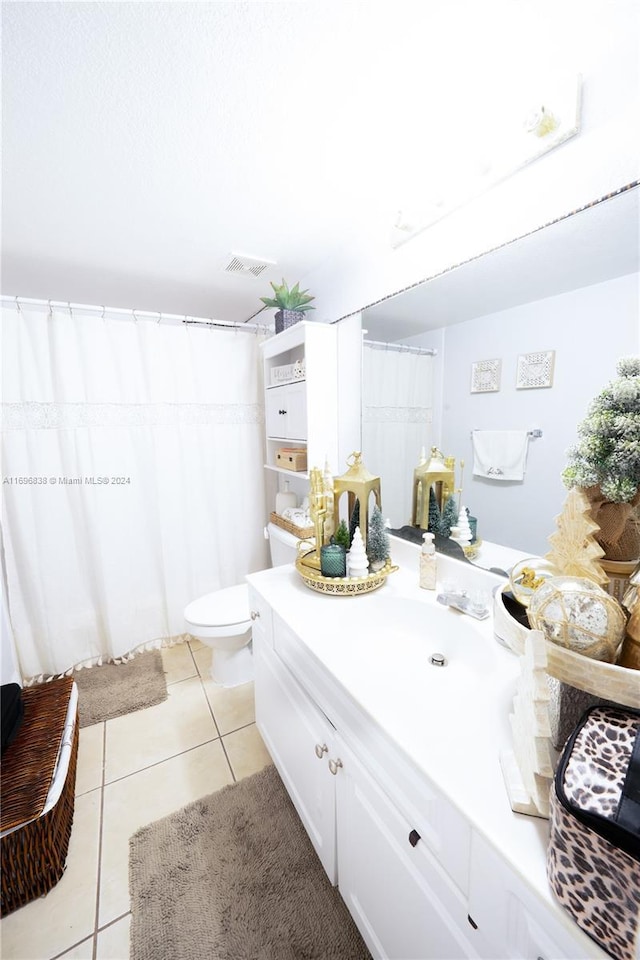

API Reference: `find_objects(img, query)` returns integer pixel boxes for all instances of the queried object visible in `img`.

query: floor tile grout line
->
[96,908,131,933]
[195,650,238,783]
[102,734,224,787]
[92,720,108,960]
[50,932,95,960]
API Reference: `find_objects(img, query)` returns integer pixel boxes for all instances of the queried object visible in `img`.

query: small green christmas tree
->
[334,519,350,551]
[427,487,441,534]
[563,356,640,503]
[367,505,389,566]
[349,499,360,544]
[439,496,459,537]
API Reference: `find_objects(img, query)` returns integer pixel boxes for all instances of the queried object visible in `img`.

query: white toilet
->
[184,523,301,687]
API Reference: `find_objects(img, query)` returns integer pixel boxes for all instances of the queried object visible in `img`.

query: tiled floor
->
[1,640,272,960]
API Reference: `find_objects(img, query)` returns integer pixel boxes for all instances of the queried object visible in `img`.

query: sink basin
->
[328,595,495,684]
[314,594,508,734]
[365,597,492,676]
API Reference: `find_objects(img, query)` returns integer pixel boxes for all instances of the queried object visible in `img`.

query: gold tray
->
[295,553,398,596]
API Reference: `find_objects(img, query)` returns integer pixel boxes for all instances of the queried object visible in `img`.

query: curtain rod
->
[363,338,437,356]
[1,296,269,334]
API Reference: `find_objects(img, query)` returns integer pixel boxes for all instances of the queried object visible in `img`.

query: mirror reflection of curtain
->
[1,304,268,679]
[362,344,433,528]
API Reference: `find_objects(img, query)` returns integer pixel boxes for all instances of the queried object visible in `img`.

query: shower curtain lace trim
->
[20,633,190,686]
[1,402,264,430]
[362,405,433,424]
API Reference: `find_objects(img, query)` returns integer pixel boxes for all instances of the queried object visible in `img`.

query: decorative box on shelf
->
[275,447,307,472]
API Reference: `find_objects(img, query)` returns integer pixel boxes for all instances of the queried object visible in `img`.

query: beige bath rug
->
[129,764,371,960]
[74,649,167,727]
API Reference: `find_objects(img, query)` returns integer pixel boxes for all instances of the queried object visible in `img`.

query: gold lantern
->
[412,447,456,529]
[333,452,381,551]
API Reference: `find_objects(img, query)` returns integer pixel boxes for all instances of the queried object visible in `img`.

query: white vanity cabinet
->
[247,558,608,960]
[250,595,492,960]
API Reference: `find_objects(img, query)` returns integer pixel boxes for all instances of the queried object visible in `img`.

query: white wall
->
[421,274,639,556]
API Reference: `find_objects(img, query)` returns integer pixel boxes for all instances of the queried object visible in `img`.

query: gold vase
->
[618,607,640,670]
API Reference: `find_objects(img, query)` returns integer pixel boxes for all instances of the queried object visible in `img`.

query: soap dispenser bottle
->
[275,480,297,515]
[420,531,437,590]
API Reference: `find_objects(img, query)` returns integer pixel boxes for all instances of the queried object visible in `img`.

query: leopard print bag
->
[547,705,640,960]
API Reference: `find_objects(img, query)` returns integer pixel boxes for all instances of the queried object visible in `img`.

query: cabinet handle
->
[250,610,260,620]
[314,743,328,759]
[328,757,343,776]
[408,829,421,847]
[279,408,287,415]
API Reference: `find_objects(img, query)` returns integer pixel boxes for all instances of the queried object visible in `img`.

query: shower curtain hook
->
[157,311,162,325]
[132,309,138,323]
[15,296,21,314]
[68,302,73,318]
[101,305,106,321]
[47,299,53,319]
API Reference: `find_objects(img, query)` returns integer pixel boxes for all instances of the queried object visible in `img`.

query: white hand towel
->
[472,430,529,481]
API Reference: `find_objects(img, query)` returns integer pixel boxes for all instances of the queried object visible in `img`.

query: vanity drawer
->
[247,584,273,647]
[337,737,491,960]
[468,830,609,960]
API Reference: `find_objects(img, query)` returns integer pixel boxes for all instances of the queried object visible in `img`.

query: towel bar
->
[470,429,543,439]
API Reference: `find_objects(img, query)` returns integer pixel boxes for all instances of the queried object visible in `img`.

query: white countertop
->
[247,535,604,954]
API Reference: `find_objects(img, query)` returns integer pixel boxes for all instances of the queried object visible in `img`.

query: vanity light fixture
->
[390,73,582,249]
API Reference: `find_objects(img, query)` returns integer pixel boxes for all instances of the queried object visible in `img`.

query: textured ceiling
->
[2,2,638,322]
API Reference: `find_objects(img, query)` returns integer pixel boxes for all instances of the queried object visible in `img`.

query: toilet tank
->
[267,522,303,566]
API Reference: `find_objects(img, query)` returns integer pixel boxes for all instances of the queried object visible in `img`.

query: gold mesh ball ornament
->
[527,576,627,663]
[509,557,560,607]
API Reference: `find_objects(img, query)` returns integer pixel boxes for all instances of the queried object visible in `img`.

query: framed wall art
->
[471,358,501,393]
[516,350,555,389]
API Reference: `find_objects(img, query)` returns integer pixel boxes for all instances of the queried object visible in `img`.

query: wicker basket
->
[1,677,79,916]
[493,584,640,710]
[269,511,314,540]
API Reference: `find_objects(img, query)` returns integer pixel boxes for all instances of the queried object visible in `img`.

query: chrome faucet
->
[436,589,490,620]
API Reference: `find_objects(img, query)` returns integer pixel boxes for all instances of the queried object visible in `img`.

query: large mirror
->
[359,185,639,567]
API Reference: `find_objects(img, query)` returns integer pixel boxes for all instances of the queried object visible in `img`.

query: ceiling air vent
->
[222,253,275,279]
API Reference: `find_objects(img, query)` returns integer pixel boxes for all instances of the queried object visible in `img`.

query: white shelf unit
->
[261,322,339,480]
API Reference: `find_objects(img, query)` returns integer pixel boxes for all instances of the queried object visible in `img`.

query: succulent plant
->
[260,279,315,313]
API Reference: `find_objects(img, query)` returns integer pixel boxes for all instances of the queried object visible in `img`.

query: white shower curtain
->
[1,303,268,679]
[362,344,433,529]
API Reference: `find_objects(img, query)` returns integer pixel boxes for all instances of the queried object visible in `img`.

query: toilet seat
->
[184,583,250,630]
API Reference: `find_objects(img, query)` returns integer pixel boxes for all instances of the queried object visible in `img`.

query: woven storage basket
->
[269,511,314,540]
[1,677,78,916]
